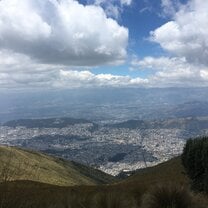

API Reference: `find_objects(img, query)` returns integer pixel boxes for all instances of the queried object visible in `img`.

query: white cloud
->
[130,0,208,87]
[0,50,148,89]
[151,0,208,66]
[0,0,128,66]
[132,56,192,71]
[1,49,207,89]
[200,70,208,81]
[94,0,132,6]
[1,0,208,89]
[161,0,180,17]
[92,0,132,19]
[56,70,148,88]
[0,50,60,75]
[104,4,120,19]
[131,56,208,87]
[0,68,148,89]
[120,0,132,6]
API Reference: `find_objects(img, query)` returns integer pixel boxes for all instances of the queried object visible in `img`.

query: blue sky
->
[0,0,207,89]
[80,0,169,77]
[84,0,181,78]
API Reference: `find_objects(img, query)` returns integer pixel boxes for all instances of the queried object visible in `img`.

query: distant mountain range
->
[107,117,208,132]
[5,115,206,135]
[3,117,94,128]
[1,88,208,123]
[3,116,208,132]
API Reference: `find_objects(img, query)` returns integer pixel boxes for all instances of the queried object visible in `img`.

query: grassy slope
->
[0,154,207,208]
[119,156,189,188]
[0,146,115,186]
[0,145,188,188]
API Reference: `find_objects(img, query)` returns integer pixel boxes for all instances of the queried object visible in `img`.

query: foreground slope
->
[119,157,189,188]
[0,146,115,186]
[1,156,207,208]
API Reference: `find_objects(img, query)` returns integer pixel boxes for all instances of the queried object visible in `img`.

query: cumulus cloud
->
[0,0,128,66]
[151,0,208,66]
[1,49,207,89]
[132,56,192,71]
[1,0,208,89]
[129,0,208,87]
[56,69,148,88]
[0,68,148,89]
[0,50,59,88]
[131,56,208,87]
[0,50,148,89]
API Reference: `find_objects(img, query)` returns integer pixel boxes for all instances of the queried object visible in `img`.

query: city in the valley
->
[1,117,208,175]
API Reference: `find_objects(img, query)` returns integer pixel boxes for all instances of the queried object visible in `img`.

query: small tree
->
[182,137,208,193]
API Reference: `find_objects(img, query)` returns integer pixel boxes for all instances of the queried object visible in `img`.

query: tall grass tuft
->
[141,183,202,208]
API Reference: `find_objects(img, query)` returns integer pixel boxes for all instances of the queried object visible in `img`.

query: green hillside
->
[119,156,189,188]
[0,146,115,186]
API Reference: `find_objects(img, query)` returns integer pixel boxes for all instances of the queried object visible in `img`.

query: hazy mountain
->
[3,117,93,128]
[1,87,208,123]
[108,117,208,132]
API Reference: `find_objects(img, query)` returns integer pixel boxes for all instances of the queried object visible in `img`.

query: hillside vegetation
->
[0,146,115,186]
[0,146,207,207]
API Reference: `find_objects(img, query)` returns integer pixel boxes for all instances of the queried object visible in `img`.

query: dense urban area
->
[1,117,208,175]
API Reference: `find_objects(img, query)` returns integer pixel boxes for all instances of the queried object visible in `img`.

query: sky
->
[0,0,207,89]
